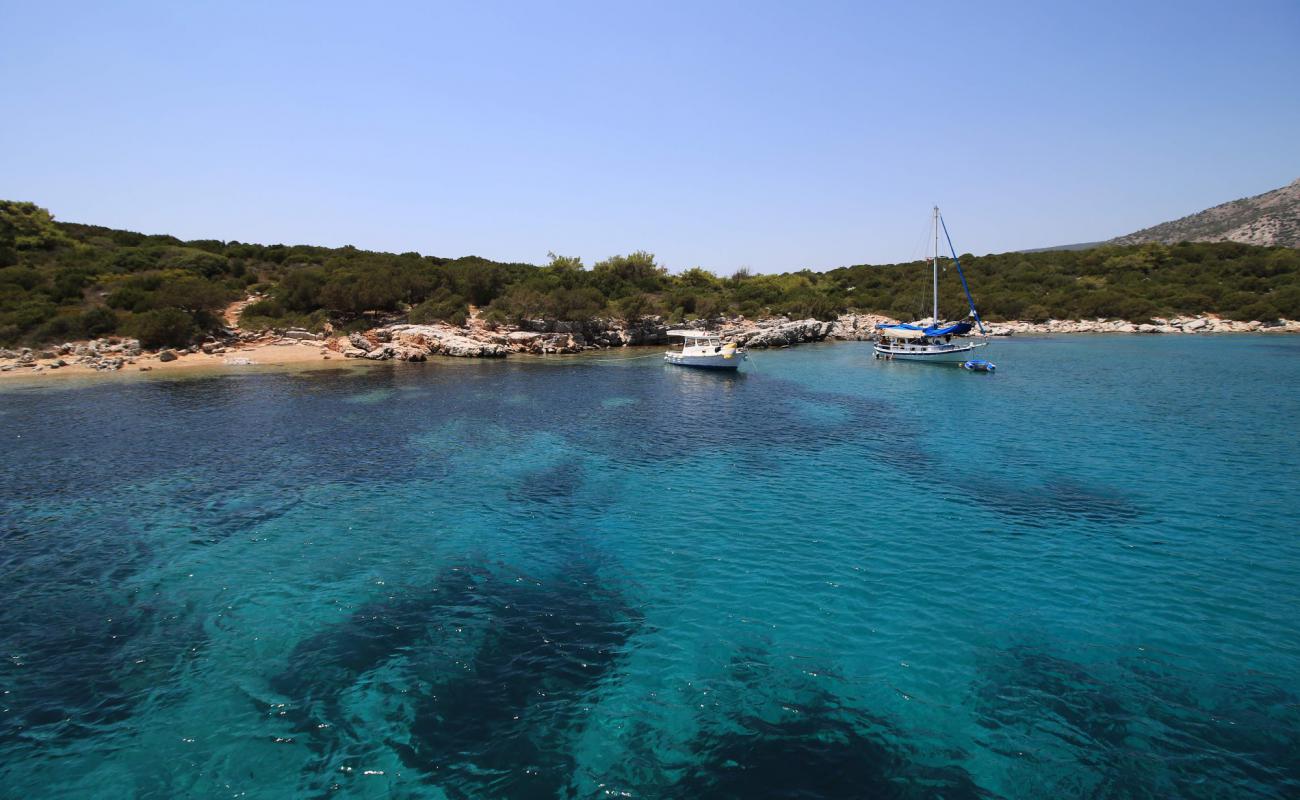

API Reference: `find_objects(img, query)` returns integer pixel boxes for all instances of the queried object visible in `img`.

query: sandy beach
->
[0,340,347,382]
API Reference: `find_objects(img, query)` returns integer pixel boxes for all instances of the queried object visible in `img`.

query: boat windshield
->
[667,330,723,347]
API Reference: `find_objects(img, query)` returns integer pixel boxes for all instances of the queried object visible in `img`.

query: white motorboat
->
[874,206,991,364]
[664,330,747,370]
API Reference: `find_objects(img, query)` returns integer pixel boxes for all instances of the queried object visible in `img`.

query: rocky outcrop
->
[361,342,428,362]
[827,314,898,341]
[504,330,582,355]
[337,324,506,361]
[0,337,146,372]
[333,318,675,360]
[388,324,506,358]
[722,317,836,348]
[516,318,670,349]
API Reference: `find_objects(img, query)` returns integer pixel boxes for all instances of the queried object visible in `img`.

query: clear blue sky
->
[2,0,1297,271]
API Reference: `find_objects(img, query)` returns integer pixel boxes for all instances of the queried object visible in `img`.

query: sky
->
[2,0,1298,272]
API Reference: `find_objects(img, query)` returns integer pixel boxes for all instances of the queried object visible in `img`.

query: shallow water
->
[2,336,1298,799]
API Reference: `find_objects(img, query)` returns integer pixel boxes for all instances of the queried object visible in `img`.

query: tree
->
[542,252,584,289]
[679,267,721,290]
[592,251,666,295]
[278,267,327,312]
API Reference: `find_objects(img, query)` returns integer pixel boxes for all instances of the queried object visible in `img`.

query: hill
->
[1018,241,1106,254]
[1108,178,1300,248]
[3,200,1299,349]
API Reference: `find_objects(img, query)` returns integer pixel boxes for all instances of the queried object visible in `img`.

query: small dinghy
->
[961,359,996,372]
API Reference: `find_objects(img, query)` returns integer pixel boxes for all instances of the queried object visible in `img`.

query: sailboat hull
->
[874,340,987,363]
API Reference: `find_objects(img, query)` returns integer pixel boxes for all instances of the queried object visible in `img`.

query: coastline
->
[0,340,350,384]
[2,312,1298,383]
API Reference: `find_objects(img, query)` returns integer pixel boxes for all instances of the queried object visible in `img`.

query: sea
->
[1,335,1298,799]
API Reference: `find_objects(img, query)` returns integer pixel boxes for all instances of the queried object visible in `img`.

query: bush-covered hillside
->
[828,242,1300,324]
[3,200,1299,348]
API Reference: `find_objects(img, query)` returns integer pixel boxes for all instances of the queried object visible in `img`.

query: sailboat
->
[874,207,990,363]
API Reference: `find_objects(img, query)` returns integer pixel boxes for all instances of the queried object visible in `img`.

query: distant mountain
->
[1107,178,1300,248]
[1018,241,1105,254]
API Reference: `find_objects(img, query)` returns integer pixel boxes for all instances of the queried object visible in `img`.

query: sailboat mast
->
[932,205,939,324]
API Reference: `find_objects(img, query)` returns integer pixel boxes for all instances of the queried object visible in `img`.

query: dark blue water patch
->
[393,559,642,798]
[0,371,453,513]
[971,644,1300,798]
[566,368,899,463]
[972,645,1132,750]
[0,505,155,601]
[266,566,489,746]
[0,591,205,752]
[676,707,989,799]
[1123,658,1300,798]
[732,378,1141,529]
[949,473,1141,532]
[665,652,989,799]
[0,502,205,765]
[185,483,306,545]
[591,368,1142,529]
[505,457,586,507]
[263,559,642,798]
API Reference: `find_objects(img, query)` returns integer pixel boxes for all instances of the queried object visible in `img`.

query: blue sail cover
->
[923,321,973,337]
[875,322,973,337]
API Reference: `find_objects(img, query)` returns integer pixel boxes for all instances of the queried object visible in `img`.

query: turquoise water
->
[2,336,1298,799]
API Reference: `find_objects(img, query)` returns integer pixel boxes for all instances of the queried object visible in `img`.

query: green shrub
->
[1230,301,1280,322]
[128,308,196,349]
[409,290,468,324]
[154,275,233,312]
[107,285,152,312]
[1023,304,1051,323]
[242,298,286,319]
[80,306,119,338]
[480,308,510,329]
[33,314,80,343]
[0,265,41,290]
[338,318,374,334]
[614,293,653,322]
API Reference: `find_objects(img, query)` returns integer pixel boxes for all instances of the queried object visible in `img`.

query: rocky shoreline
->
[328,311,1300,363]
[2,311,1297,376]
